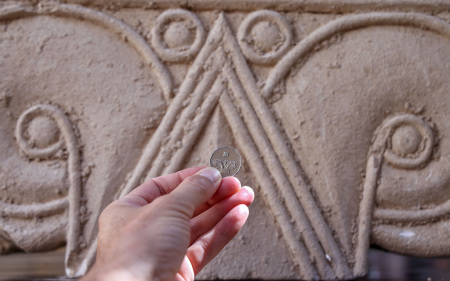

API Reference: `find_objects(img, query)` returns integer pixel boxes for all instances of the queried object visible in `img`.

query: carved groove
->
[0,198,68,218]
[0,3,173,101]
[120,14,330,279]
[15,106,65,159]
[382,115,434,169]
[374,201,450,223]
[354,114,437,275]
[11,104,82,277]
[225,14,352,279]
[151,9,205,63]
[118,13,221,198]
[237,10,292,65]
[219,92,318,280]
[159,73,225,176]
[264,12,450,98]
[124,13,350,279]
[222,63,331,278]
[2,3,450,280]
[0,4,176,276]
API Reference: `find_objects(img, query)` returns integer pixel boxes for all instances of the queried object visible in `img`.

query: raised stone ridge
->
[1,1,450,280]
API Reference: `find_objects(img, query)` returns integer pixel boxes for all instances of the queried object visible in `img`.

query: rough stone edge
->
[10,0,450,13]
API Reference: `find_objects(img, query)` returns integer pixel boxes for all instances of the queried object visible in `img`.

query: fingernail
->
[198,167,221,184]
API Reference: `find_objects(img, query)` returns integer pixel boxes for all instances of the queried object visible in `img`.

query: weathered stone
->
[1,1,450,280]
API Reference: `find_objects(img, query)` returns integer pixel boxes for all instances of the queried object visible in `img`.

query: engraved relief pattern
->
[1,1,450,280]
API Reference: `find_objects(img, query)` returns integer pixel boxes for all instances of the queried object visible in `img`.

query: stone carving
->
[151,9,206,63]
[354,114,437,274]
[9,104,82,275]
[0,2,168,277]
[1,1,450,280]
[237,10,293,65]
[272,12,450,278]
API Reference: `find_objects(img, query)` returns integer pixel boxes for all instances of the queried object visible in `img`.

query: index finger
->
[126,166,206,206]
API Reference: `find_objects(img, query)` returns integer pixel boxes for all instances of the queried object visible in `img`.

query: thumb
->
[166,167,222,217]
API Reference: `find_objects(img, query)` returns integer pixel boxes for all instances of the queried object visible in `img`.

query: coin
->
[210,146,242,177]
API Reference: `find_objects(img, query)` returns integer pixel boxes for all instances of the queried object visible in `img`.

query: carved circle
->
[237,10,293,65]
[163,21,195,49]
[151,9,205,62]
[27,116,60,149]
[16,105,65,159]
[0,4,172,101]
[383,114,434,169]
[0,4,166,275]
[391,125,422,156]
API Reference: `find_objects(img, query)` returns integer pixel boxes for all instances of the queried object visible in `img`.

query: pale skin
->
[81,166,254,281]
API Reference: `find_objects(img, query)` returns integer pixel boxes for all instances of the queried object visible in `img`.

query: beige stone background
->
[1,1,450,280]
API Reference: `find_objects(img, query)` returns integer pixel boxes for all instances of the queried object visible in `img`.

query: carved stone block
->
[1,1,449,280]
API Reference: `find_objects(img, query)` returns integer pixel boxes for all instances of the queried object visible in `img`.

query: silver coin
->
[209,146,242,177]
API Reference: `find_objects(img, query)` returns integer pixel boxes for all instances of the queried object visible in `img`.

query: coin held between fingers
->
[209,146,242,177]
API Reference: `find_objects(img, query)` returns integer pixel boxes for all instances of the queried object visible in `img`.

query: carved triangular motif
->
[119,13,351,280]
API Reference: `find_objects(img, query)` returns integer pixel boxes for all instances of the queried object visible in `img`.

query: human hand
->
[81,166,254,281]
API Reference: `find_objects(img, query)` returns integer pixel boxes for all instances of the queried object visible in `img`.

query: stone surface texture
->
[1,1,450,280]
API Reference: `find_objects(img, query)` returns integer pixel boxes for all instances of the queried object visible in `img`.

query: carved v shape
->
[119,13,351,280]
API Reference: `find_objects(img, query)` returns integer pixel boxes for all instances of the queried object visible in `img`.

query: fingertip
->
[222,176,241,191]
[228,204,250,229]
[241,185,254,195]
[196,167,221,185]
[186,203,250,276]
[241,186,255,204]
[207,177,241,206]
[235,204,249,217]
[170,168,223,213]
